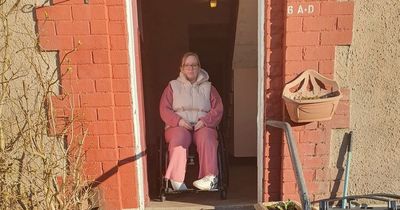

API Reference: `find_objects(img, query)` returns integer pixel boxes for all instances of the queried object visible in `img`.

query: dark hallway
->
[138,0,257,207]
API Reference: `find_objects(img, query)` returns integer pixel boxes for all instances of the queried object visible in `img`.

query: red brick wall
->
[264,0,353,202]
[264,0,285,201]
[35,0,139,209]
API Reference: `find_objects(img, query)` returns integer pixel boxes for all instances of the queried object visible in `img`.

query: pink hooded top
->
[159,70,223,129]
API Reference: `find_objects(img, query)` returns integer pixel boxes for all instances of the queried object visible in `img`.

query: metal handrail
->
[266,120,311,210]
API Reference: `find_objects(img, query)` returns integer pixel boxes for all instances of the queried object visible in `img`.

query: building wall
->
[331,0,400,197]
[232,0,258,157]
[35,0,140,209]
[264,0,354,202]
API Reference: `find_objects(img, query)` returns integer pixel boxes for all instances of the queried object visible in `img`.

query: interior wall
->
[331,0,400,197]
[140,0,238,198]
[232,0,258,157]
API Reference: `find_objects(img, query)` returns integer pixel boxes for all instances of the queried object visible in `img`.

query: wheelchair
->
[159,126,229,201]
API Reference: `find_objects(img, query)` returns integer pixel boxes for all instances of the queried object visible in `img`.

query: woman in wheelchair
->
[159,52,223,191]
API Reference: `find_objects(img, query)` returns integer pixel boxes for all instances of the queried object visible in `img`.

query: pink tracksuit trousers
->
[160,84,223,182]
[165,127,218,182]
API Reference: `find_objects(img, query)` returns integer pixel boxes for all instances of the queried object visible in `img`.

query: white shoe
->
[193,175,218,190]
[170,180,188,191]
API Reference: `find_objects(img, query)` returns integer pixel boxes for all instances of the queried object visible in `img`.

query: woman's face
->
[181,55,200,83]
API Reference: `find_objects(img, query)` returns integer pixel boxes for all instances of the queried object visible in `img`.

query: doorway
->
[138,0,258,207]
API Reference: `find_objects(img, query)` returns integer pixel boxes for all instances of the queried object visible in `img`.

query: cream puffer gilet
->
[170,69,211,125]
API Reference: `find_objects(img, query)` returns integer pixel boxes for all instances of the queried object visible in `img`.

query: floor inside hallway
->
[146,158,258,210]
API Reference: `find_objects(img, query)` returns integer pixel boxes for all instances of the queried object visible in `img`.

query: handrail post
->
[266,120,311,210]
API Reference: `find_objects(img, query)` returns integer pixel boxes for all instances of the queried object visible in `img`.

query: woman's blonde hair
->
[180,52,201,68]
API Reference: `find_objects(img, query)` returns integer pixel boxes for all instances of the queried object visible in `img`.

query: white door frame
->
[125,0,145,209]
[125,0,266,208]
[257,0,265,204]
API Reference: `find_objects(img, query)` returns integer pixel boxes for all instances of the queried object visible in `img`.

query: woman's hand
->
[194,120,205,131]
[178,119,193,130]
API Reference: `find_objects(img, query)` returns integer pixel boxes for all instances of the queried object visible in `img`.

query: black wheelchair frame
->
[158,127,229,201]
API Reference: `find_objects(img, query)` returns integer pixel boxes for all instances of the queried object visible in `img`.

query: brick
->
[330,114,349,129]
[59,50,92,65]
[318,60,334,74]
[266,62,283,77]
[59,64,79,84]
[321,2,354,15]
[93,50,111,64]
[102,160,119,172]
[90,20,109,35]
[286,2,320,17]
[321,31,352,45]
[78,64,112,79]
[63,79,96,93]
[109,21,127,35]
[266,4,284,21]
[106,0,124,5]
[335,100,349,115]
[81,93,113,107]
[116,135,134,147]
[39,36,74,50]
[266,34,283,49]
[282,182,297,194]
[90,0,106,4]
[303,17,337,31]
[303,46,335,60]
[337,15,354,30]
[266,48,283,62]
[285,61,318,75]
[286,17,302,32]
[52,0,82,4]
[37,21,56,36]
[56,21,90,35]
[95,79,113,92]
[76,108,98,121]
[74,35,109,50]
[112,79,130,92]
[302,156,329,169]
[97,107,114,120]
[315,143,330,155]
[114,93,131,106]
[299,143,316,156]
[108,6,126,21]
[35,5,72,21]
[87,121,115,135]
[340,88,350,100]
[119,147,135,159]
[286,32,319,46]
[112,64,129,78]
[110,35,128,49]
[300,130,324,143]
[114,107,132,120]
[71,5,107,20]
[99,135,117,148]
[282,193,299,202]
[83,161,102,176]
[110,50,128,64]
[265,21,284,35]
[116,120,133,134]
[282,157,293,169]
[285,47,303,61]
[86,149,118,161]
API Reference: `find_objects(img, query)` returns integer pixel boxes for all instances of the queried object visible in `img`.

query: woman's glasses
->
[182,63,199,69]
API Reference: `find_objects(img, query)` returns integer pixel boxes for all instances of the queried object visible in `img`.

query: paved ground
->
[146,159,258,210]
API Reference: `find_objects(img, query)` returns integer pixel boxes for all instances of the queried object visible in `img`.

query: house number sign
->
[287,4,315,15]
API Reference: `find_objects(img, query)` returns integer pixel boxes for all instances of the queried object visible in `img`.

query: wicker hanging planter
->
[282,69,342,123]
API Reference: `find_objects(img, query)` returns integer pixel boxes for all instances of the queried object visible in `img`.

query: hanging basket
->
[282,69,342,123]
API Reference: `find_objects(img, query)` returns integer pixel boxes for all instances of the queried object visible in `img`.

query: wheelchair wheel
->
[220,189,227,200]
